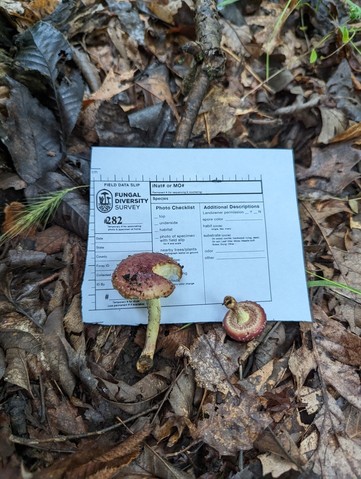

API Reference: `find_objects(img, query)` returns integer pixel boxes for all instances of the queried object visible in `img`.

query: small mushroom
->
[112,252,182,373]
[222,296,266,342]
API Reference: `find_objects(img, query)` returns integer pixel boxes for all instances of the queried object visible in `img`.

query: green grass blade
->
[0,186,85,244]
[307,273,361,296]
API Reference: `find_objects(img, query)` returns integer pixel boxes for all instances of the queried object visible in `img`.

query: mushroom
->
[222,296,266,342]
[112,252,183,373]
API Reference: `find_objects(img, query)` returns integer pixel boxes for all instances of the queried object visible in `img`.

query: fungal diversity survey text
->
[82,148,312,324]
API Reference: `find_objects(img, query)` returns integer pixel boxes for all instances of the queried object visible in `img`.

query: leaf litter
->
[1,0,361,477]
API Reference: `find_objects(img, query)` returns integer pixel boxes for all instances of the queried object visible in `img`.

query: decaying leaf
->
[313,306,361,367]
[258,452,299,478]
[4,347,32,394]
[153,368,195,447]
[297,141,361,194]
[193,85,242,139]
[128,443,195,479]
[35,225,69,254]
[96,100,145,147]
[289,323,317,392]
[317,346,361,410]
[312,394,361,478]
[169,369,195,418]
[0,312,41,354]
[15,21,84,140]
[197,392,272,455]
[136,63,180,120]
[317,106,348,144]
[0,78,62,184]
[32,427,151,479]
[98,367,172,415]
[42,306,76,397]
[181,326,246,395]
[246,354,290,395]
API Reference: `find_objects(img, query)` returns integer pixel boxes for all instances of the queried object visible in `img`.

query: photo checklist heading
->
[82,148,312,325]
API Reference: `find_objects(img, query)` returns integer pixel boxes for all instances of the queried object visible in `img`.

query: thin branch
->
[174,0,226,147]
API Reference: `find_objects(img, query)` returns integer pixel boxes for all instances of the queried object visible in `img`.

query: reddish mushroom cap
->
[222,296,266,342]
[112,252,183,300]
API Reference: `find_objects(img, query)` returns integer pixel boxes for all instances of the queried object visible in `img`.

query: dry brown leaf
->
[148,0,194,25]
[127,444,194,479]
[303,199,352,225]
[35,225,69,254]
[220,18,251,56]
[297,142,361,194]
[91,325,130,371]
[313,306,361,367]
[247,1,288,55]
[329,121,361,144]
[4,347,32,395]
[148,1,177,24]
[252,323,286,371]
[87,68,135,103]
[258,452,299,478]
[182,326,246,395]
[317,106,348,144]
[0,411,15,460]
[193,85,242,139]
[289,324,316,392]
[345,404,361,440]
[99,367,172,415]
[32,427,150,479]
[334,301,361,335]
[0,172,26,190]
[136,64,180,120]
[312,394,361,478]
[23,0,60,20]
[169,369,195,418]
[155,324,193,358]
[196,392,272,455]
[2,201,37,239]
[153,369,195,447]
[42,306,76,397]
[247,355,290,395]
[331,246,361,297]
[316,347,361,410]
[63,294,85,353]
[153,415,192,447]
[46,385,87,435]
[298,385,322,416]
[0,312,41,354]
[278,29,305,70]
[59,336,98,393]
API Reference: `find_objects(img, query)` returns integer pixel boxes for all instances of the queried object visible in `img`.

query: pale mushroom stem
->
[136,298,161,373]
[225,296,250,325]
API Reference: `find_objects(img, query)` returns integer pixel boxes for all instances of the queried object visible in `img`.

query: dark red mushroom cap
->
[222,296,266,342]
[112,252,183,300]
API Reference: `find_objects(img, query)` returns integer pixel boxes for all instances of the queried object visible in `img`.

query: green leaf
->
[340,25,350,44]
[218,0,239,7]
[346,0,361,21]
[309,48,318,64]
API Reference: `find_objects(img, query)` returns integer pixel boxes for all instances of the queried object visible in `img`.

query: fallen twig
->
[174,0,226,147]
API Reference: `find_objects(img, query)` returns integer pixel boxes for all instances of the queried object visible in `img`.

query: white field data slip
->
[82,147,311,325]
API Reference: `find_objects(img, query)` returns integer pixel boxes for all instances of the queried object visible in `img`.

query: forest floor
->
[1,0,361,478]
